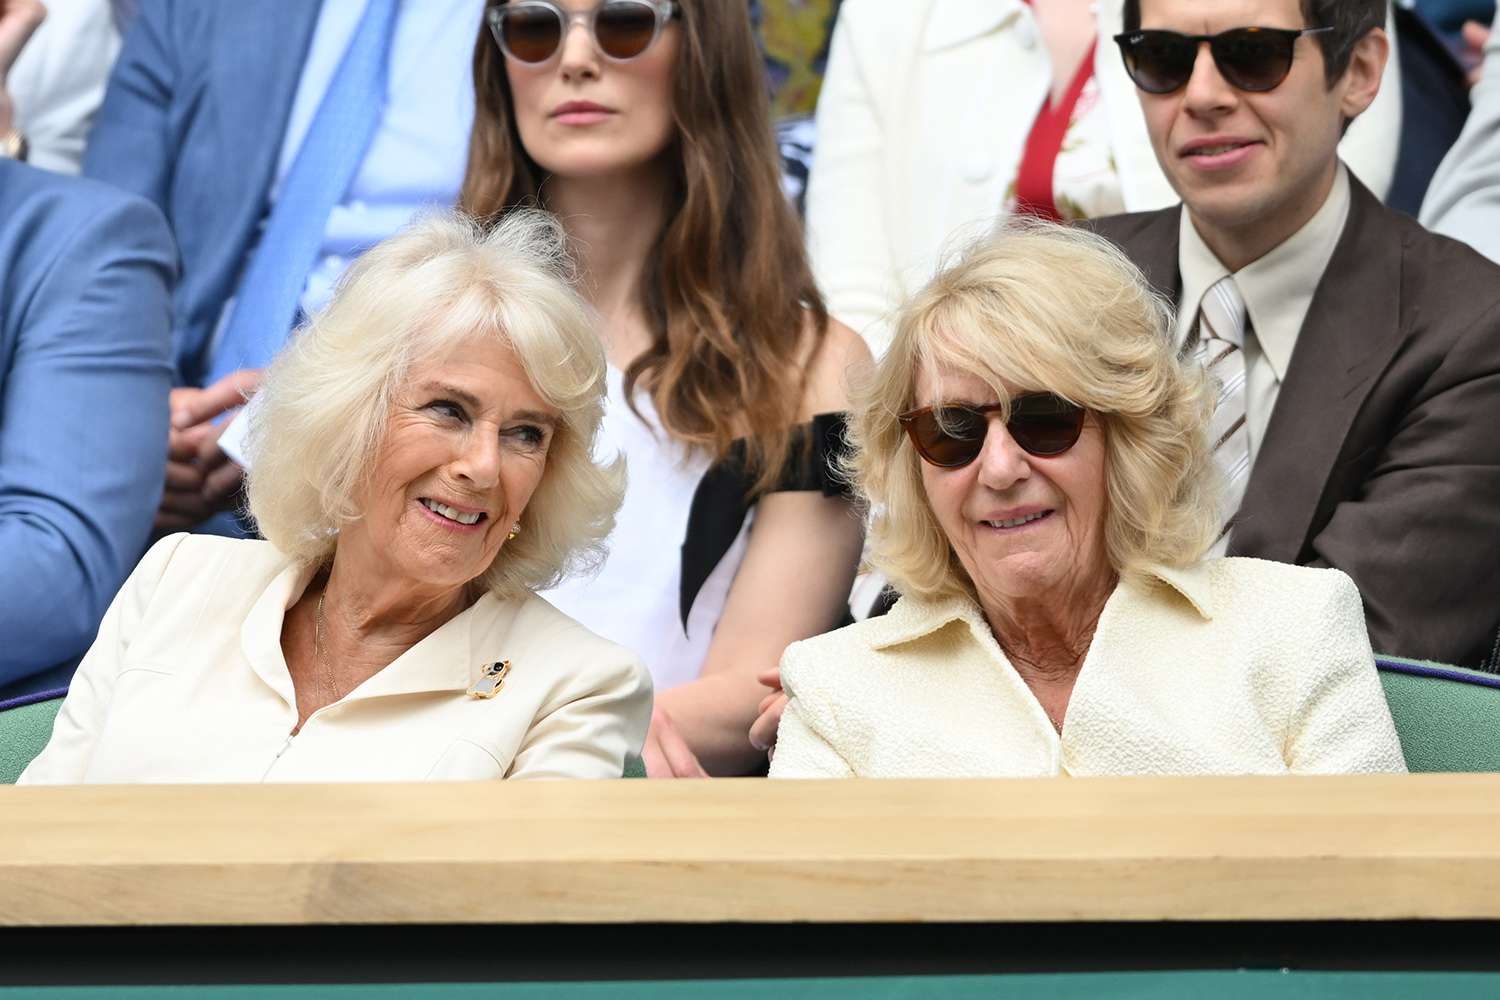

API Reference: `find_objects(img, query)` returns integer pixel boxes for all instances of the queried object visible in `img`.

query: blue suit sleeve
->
[81,0,178,209]
[0,196,175,684]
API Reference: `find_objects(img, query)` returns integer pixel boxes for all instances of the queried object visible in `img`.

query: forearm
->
[0,522,116,682]
[656,670,772,776]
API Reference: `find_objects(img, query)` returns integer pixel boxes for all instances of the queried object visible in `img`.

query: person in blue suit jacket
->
[84,0,480,535]
[0,159,175,696]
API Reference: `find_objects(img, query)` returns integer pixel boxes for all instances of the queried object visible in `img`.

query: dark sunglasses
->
[1113,26,1333,94]
[486,0,681,65]
[897,393,1088,468]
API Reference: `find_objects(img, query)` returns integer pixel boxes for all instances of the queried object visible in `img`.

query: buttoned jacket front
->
[769,558,1406,778]
[21,535,653,784]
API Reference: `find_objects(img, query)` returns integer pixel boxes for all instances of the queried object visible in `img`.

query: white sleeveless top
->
[542,368,755,691]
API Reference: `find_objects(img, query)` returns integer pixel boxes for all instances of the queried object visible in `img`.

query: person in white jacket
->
[805,0,1403,354]
[6,0,120,173]
[769,223,1406,778]
[1421,5,1500,263]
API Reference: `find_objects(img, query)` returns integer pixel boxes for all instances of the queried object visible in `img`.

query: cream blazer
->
[806,0,1403,354]
[20,535,653,784]
[769,558,1406,778]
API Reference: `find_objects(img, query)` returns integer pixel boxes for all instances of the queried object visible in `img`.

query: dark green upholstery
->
[0,690,64,784]
[1376,656,1500,773]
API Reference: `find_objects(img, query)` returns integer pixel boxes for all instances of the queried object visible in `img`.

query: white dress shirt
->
[20,534,653,784]
[8,0,121,174]
[770,557,1406,778]
[205,0,480,374]
[1174,164,1353,471]
[276,0,481,318]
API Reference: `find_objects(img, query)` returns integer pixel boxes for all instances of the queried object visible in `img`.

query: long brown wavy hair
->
[460,1,829,494]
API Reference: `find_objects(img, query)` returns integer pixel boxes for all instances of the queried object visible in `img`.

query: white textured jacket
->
[806,0,1403,354]
[770,558,1406,778]
[21,535,653,784]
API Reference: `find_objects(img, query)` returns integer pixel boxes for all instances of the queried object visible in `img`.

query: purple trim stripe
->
[1376,657,1500,691]
[0,687,67,714]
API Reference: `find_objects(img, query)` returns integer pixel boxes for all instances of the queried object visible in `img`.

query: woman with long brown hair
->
[462,0,869,776]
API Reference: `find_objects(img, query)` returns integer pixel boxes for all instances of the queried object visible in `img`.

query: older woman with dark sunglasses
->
[764,222,1405,778]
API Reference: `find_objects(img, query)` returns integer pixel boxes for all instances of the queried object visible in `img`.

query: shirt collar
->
[241,554,498,703]
[869,563,1217,651]
[1174,163,1352,382]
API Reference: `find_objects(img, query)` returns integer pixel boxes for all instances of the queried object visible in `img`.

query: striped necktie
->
[1196,275,1250,555]
[206,0,401,387]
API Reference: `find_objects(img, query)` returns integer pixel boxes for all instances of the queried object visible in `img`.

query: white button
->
[349,200,367,212]
[323,255,342,269]
[962,154,992,182]
[1016,20,1037,49]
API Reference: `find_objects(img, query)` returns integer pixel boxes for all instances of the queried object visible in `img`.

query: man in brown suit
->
[1091,0,1500,668]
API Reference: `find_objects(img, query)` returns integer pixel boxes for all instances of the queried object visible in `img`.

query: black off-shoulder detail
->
[677,412,853,628]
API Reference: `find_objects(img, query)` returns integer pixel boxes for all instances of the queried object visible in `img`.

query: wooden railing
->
[4,775,1500,926]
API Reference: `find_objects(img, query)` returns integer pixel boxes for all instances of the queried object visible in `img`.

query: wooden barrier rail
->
[4,774,1500,927]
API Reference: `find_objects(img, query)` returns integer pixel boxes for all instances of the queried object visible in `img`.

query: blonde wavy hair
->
[847,220,1221,604]
[245,210,624,601]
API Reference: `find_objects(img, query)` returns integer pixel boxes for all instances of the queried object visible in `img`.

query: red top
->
[1012,30,1099,223]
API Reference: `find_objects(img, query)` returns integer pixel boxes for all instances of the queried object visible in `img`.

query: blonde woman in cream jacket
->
[22,213,652,785]
[768,224,1406,778]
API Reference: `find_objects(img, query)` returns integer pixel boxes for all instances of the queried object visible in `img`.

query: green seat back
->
[1376,656,1500,773]
[0,691,64,784]
[17,660,1492,780]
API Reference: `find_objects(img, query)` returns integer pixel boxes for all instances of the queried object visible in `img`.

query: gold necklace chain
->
[313,590,341,706]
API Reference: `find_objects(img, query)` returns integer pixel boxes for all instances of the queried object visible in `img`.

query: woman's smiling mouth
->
[981,509,1054,530]
[418,497,487,527]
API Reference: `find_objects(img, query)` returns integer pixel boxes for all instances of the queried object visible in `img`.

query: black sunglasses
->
[1113,26,1333,94]
[487,0,681,65]
[897,394,1088,468]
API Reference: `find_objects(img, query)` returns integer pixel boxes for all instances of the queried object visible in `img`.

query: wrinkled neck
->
[981,569,1117,682]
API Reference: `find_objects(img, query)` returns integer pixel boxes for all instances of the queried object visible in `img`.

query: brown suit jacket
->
[1087,178,1500,669]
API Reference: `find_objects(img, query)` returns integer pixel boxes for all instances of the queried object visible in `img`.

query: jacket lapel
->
[1229,179,1405,562]
[211,0,324,217]
[1116,205,1184,303]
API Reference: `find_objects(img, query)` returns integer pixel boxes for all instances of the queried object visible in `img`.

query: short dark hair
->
[1122,0,1385,83]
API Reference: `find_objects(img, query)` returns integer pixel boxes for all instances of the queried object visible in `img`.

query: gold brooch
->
[467,660,511,699]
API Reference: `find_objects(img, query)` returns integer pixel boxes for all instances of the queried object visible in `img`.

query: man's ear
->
[1337,26,1389,120]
